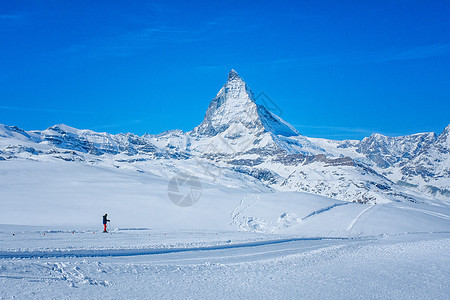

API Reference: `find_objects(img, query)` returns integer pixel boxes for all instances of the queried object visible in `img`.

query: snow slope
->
[1,159,448,232]
[0,229,449,299]
[1,144,449,299]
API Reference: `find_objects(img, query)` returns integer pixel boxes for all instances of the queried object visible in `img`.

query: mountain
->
[399,125,450,197]
[189,70,311,158]
[0,70,449,204]
[356,132,437,168]
[193,69,299,138]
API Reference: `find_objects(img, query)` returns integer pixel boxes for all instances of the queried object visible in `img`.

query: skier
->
[102,213,110,233]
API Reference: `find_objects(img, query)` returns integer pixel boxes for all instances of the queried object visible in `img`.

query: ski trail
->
[394,206,450,221]
[302,203,349,220]
[347,205,375,231]
[146,243,350,266]
[0,237,355,259]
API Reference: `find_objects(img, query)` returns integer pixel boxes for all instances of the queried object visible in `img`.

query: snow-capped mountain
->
[193,69,298,138]
[1,70,449,204]
[399,125,450,197]
[356,132,437,168]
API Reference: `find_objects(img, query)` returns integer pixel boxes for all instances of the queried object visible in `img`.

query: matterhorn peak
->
[227,69,240,81]
[192,70,299,138]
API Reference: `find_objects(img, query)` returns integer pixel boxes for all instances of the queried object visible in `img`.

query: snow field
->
[0,157,449,299]
[0,232,448,299]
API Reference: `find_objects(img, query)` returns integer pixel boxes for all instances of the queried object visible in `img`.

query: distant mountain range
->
[1,70,449,203]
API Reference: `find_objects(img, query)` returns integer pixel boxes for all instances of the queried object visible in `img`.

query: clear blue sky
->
[1,1,449,140]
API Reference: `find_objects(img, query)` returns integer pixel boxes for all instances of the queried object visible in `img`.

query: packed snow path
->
[393,205,450,221]
[0,231,448,299]
[0,236,356,260]
[346,205,375,231]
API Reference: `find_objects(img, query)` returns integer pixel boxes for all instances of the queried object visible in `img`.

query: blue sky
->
[0,1,449,139]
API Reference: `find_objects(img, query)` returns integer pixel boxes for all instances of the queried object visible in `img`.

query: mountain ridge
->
[1,70,449,204]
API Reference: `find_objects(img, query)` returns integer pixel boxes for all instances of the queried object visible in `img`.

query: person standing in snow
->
[103,214,110,233]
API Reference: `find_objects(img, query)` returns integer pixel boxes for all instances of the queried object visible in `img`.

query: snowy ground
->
[1,160,449,298]
[0,228,449,299]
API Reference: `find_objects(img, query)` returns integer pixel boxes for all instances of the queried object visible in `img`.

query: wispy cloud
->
[53,26,202,62]
[0,11,30,24]
[0,14,21,20]
[0,105,95,114]
[0,106,153,119]
[200,43,450,70]
[356,43,450,63]
[303,44,450,66]
[293,124,401,138]
[52,14,267,63]
[91,119,145,131]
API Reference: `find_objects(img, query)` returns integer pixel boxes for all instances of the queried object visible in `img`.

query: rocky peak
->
[357,131,437,168]
[433,124,450,152]
[192,70,298,138]
[227,69,240,81]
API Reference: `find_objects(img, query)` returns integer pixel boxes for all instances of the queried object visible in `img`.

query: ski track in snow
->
[394,205,450,221]
[301,202,349,220]
[0,236,355,260]
[347,205,375,231]
[0,232,449,299]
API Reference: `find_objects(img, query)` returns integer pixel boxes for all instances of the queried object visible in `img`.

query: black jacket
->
[103,215,110,224]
